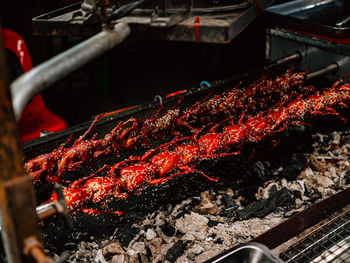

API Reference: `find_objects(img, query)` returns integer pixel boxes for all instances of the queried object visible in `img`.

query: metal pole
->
[10,22,131,121]
[0,28,52,263]
[306,63,339,80]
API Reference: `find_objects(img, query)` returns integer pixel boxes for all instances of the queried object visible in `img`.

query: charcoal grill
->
[19,64,334,258]
[6,1,350,262]
[18,46,350,263]
[19,68,350,262]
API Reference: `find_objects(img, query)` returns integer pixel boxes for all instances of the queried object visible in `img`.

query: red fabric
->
[194,17,200,43]
[1,28,66,142]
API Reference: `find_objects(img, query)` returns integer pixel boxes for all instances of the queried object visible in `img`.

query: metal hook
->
[154,95,163,106]
[200,80,211,89]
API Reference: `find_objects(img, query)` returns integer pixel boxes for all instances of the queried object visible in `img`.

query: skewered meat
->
[45,78,350,214]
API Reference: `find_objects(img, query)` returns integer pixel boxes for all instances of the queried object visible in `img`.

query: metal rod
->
[10,23,131,121]
[306,63,339,80]
[264,52,301,71]
[36,202,61,221]
[0,27,51,263]
[201,52,302,89]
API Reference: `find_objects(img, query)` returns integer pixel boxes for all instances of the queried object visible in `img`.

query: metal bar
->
[201,52,302,89]
[10,23,131,121]
[306,63,339,80]
[281,208,350,263]
[0,28,51,263]
[264,52,301,71]
[36,202,61,221]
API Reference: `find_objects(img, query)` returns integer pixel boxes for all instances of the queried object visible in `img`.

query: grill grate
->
[280,209,350,263]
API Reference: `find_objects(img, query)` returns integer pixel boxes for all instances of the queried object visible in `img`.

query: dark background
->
[0,0,284,127]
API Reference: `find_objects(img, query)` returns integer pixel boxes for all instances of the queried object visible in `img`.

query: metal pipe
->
[306,63,339,80]
[10,23,131,121]
[200,52,302,89]
[264,52,301,71]
[36,202,63,221]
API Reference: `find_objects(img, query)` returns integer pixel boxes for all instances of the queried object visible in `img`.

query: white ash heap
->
[59,130,350,263]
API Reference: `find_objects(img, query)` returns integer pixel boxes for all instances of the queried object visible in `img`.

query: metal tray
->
[205,242,284,263]
[266,0,350,38]
[32,0,276,43]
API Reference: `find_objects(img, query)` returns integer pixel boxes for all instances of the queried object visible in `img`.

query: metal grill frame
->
[280,205,350,263]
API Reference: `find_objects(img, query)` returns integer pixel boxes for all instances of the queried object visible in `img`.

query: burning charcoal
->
[332,131,341,145]
[208,220,220,228]
[160,204,173,215]
[197,202,218,215]
[213,238,223,244]
[196,191,218,215]
[145,245,152,260]
[175,212,209,241]
[219,209,236,218]
[205,233,216,242]
[182,233,196,244]
[239,197,251,208]
[94,249,107,263]
[102,242,125,257]
[166,240,185,263]
[280,153,308,180]
[288,181,304,193]
[187,244,204,258]
[260,183,281,200]
[145,228,157,241]
[239,185,259,205]
[291,190,302,200]
[343,170,350,185]
[236,199,273,221]
[268,184,277,196]
[340,134,350,145]
[114,225,139,248]
[111,254,126,263]
[236,187,292,220]
[145,238,162,261]
[295,198,303,208]
[64,243,77,251]
[130,253,147,263]
[303,183,309,196]
[314,175,334,188]
[246,161,271,182]
[172,198,200,219]
[130,242,146,256]
[222,193,236,208]
[307,188,323,202]
[143,224,153,232]
[160,221,176,237]
[308,155,326,172]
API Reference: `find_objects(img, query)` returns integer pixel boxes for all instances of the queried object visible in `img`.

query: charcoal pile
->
[52,129,350,263]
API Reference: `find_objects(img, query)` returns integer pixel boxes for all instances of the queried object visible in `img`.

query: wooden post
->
[0,26,52,263]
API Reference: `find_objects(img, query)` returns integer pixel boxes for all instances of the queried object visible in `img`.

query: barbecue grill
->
[3,0,350,262]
